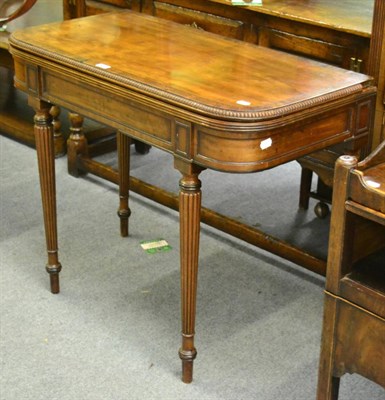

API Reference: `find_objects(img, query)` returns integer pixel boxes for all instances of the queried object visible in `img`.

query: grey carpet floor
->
[1,135,384,400]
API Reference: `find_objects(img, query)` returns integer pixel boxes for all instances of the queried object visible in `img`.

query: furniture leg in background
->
[117,131,131,237]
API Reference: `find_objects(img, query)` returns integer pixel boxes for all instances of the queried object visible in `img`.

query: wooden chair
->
[1,0,37,66]
[0,0,37,25]
[1,0,67,155]
[316,141,385,399]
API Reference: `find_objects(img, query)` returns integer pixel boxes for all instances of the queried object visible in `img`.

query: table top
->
[9,10,377,173]
[10,10,373,122]
[213,0,373,37]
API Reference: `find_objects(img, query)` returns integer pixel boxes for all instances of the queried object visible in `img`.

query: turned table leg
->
[67,112,87,177]
[175,158,204,383]
[49,105,66,158]
[117,131,131,237]
[30,98,61,294]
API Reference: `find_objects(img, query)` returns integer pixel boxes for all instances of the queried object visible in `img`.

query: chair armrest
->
[0,0,38,25]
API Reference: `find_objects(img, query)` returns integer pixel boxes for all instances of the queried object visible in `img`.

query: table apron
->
[13,57,376,173]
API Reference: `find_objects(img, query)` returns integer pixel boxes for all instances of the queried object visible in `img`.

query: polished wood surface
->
[10,12,371,115]
[9,10,376,384]
[316,142,385,399]
[208,0,373,36]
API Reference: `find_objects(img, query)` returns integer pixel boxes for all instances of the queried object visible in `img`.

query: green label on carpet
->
[140,239,172,254]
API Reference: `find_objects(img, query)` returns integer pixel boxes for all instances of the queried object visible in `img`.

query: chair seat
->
[349,161,385,215]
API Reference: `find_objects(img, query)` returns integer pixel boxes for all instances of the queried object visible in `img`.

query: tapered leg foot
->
[179,342,197,383]
[48,267,61,294]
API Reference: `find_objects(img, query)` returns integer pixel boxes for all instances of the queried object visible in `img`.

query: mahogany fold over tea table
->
[9,11,376,383]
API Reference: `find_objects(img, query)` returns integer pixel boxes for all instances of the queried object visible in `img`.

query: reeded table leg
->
[175,158,204,383]
[117,131,131,237]
[30,98,61,294]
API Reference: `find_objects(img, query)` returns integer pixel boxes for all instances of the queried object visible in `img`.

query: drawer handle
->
[350,57,362,72]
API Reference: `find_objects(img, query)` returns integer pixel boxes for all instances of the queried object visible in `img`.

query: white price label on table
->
[231,0,263,5]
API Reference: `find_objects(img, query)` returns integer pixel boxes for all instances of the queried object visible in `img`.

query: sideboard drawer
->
[259,27,355,69]
[92,0,133,7]
[153,1,245,40]
[63,0,140,19]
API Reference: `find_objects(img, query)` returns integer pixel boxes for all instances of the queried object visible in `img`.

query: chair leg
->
[299,167,312,209]
[317,295,341,400]
[49,105,66,157]
[117,131,131,237]
[67,112,88,177]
